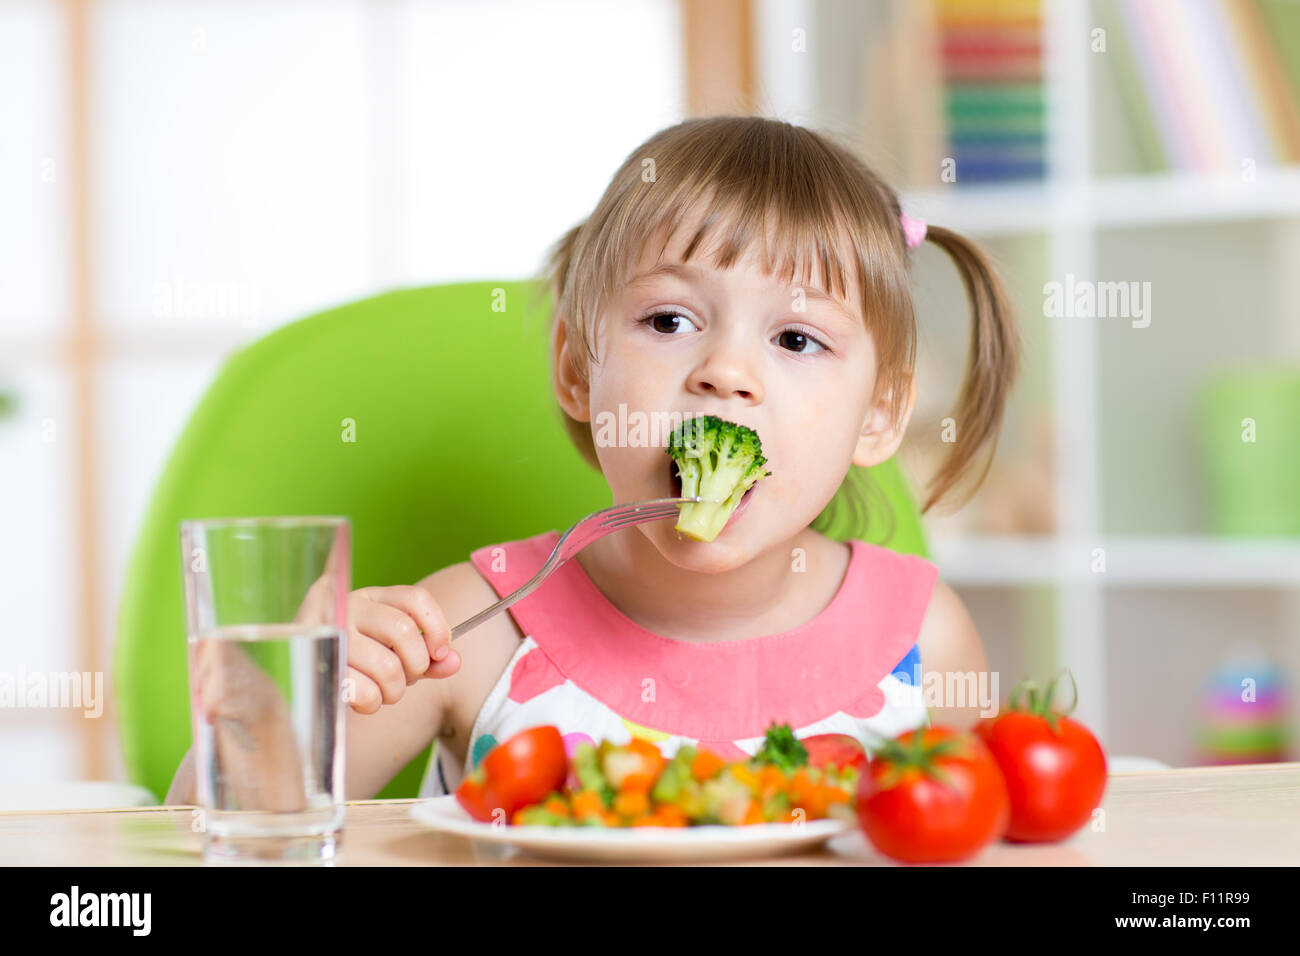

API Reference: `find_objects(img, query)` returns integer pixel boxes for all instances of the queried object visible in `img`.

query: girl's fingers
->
[350,595,432,681]
[347,630,409,706]
[345,664,384,715]
[364,585,451,660]
[420,647,461,680]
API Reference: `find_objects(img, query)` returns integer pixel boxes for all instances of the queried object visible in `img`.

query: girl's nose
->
[688,356,762,403]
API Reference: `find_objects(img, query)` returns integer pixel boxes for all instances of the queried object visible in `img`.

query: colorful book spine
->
[1107,0,1300,172]
[1096,0,1168,171]
[935,0,1047,183]
[1240,0,1300,162]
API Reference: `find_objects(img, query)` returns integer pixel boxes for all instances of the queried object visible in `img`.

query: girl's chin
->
[644,523,754,572]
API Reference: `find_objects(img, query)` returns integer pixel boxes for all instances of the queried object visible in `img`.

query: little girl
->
[168,115,1021,806]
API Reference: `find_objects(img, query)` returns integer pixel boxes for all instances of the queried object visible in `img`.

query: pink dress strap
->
[469,531,938,742]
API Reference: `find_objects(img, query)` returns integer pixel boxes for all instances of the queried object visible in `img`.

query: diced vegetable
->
[690,749,726,782]
[753,722,809,772]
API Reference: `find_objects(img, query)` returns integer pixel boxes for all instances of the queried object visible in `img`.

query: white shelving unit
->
[757,0,1300,762]
[902,166,1300,236]
[933,536,1300,588]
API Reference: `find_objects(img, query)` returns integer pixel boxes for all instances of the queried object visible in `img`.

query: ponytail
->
[915,225,1021,514]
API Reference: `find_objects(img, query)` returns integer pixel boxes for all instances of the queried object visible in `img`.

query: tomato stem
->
[1005,670,1080,737]
[873,732,967,791]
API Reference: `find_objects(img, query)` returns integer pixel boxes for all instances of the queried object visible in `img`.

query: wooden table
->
[3,762,1297,865]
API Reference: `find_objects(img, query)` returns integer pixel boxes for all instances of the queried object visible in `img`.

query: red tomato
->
[975,671,1107,843]
[801,734,867,772]
[454,775,501,823]
[857,726,1009,864]
[455,726,567,822]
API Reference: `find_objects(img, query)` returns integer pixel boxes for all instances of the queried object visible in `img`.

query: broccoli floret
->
[665,415,771,541]
[752,722,808,773]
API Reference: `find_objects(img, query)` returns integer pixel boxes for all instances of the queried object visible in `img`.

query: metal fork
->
[448,496,702,641]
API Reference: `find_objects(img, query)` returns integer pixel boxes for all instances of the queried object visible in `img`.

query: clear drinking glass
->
[179,516,349,864]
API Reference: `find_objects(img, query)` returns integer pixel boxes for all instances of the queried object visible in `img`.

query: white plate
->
[409,795,853,863]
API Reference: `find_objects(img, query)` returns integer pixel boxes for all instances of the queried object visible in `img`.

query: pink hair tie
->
[900,212,927,249]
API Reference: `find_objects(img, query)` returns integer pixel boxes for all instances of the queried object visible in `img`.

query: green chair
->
[115,279,932,803]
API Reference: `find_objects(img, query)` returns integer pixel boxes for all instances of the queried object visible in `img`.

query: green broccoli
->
[650,746,695,803]
[573,742,614,807]
[752,722,808,773]
[665,415,771,541]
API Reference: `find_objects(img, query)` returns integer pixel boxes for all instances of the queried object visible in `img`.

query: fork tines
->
[600,502,683,528]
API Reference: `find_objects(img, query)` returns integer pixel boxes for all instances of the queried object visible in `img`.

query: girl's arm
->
[344,560,488,799]
[915,579,992,730]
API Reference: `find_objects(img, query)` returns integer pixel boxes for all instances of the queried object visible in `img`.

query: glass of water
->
[179,516,349,864]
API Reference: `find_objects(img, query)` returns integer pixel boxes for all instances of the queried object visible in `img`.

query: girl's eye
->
[639,311,699,335]
[777,328,827,354]
[638,311,829,354]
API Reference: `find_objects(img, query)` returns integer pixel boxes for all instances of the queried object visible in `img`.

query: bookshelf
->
[902,166,1300,235]
[755,0,1300,765]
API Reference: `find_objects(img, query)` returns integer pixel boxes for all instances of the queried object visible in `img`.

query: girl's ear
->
[851,376,915,468]
[550,317,591,423]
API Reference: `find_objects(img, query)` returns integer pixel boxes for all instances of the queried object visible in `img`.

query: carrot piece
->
[801,789,829,819]
[741,800,767,825]
[787,772,809,804]
[543,795,571,816]
[627,738,665,769]
[823,784,851,805]
[757,765,787,798]
[654,804,689,827]
[788,770,829,819]
[571,790,605,818]
[617,739,666,793]
[691,750,725,782]
[602,810,623,827]
[614,789,650,818]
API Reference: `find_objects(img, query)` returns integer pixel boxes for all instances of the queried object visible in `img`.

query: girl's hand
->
[292,564,462,715]
[340,585,461,715]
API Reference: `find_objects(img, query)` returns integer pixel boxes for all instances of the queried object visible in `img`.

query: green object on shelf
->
[1196,725,1288,755]
[1197,366,1300,537]
[115,280,932,804]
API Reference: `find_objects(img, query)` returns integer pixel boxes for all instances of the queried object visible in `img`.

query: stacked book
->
[937,0,1047,183]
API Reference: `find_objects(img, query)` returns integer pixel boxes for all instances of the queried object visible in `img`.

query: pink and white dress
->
[419,530,939,798]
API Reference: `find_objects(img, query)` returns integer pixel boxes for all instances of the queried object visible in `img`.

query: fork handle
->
[448,562,551,641]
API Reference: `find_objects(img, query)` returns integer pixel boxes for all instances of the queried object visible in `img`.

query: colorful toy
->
[1195,646,1289,765]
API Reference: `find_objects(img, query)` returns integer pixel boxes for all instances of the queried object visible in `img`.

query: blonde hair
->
[539,115,1020,533]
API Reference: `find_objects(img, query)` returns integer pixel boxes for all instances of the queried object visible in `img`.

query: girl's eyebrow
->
[626,261,703,288]
[627,261,857,323]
